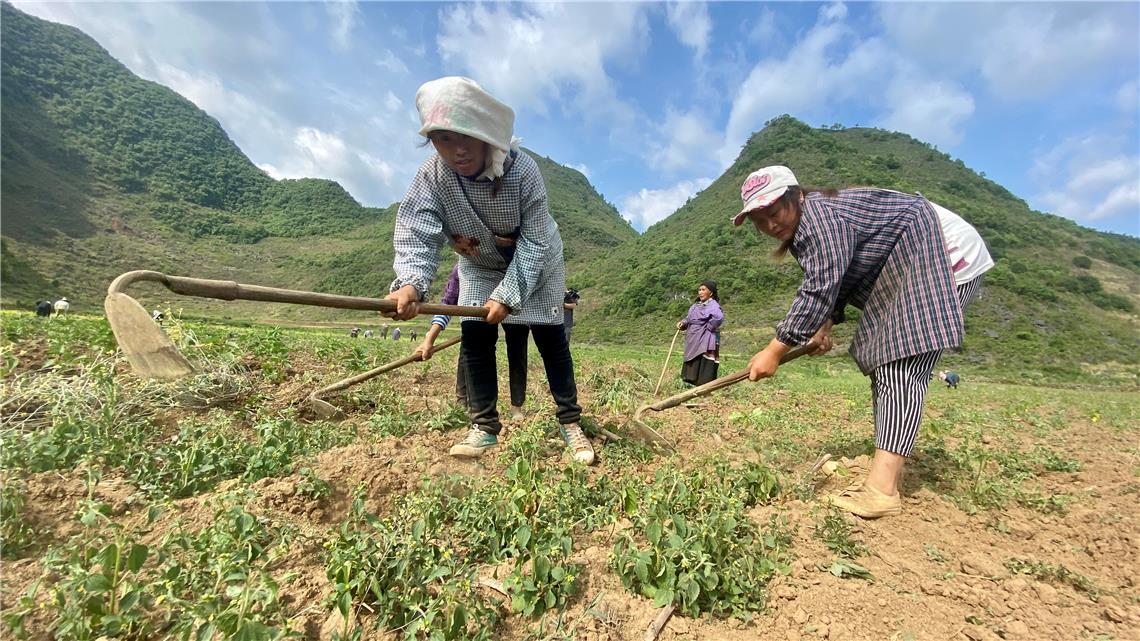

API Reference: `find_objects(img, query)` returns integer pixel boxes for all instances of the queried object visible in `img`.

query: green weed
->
[0,478,38,558]
[814,509,867,559]
[1005,557,1100,601]
[610,462,790,618]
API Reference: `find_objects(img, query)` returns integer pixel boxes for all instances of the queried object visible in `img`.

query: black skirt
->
[682,356,719,386]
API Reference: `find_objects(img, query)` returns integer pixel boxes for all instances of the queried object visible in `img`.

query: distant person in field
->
[391,326,401,342]
[734,165,993,519]
[350,327,360,338]
[363,329,373,339]
[53,297,69,316]
[417,262,529,420]
[380,324,389,339]
[151,309,165,323]
[409,329,418,342]
[34,300,53,318]
[387,76,591,463]
[563,288,580,341]
[938,370,960,388]
[676,281,724,386]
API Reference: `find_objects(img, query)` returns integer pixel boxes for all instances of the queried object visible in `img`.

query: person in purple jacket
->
[416,262,530,419]
[677,281,724,386]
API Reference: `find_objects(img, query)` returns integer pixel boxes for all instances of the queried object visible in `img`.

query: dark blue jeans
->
[460,321,580,436]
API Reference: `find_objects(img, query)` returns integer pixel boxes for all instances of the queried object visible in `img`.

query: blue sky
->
[14,1,1140,236]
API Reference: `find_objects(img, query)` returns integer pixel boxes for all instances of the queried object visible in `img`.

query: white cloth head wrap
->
[416,76,519,180]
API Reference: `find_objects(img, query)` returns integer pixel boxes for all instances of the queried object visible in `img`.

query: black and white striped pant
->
[870,276,983,456]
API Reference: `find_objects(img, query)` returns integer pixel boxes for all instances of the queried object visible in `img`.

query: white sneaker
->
[559,423,595,465]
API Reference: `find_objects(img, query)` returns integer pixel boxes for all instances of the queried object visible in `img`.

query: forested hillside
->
[0,4,635,312]
[573,117,1139,375]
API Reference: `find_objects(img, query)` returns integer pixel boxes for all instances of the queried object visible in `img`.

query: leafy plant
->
[814,509,867,559]
[0,478,38,557]
[1005,557,1100,601]
[610,463,790,618]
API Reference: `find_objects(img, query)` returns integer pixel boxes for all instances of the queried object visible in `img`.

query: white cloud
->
[376,49,409,75]
[435,2,648,126]
[260,127,402,195]
[620,178,713,230]
[11,1,426,208]
[1032,135,1140,226]
[879,78,974,148]
[326,1,359,50]
[384,91,403,112]
[819,2,847,23]
[565,163,591,179]
[746,8,778,46]
[1118,81,1139,115]
[648,109,721,173]
[719,20,892,167]
[878,4,1139,101]
[666,1,711,59]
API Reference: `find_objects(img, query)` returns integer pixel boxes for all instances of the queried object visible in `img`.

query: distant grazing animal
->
[53,298,70,316]
[35,300,53,317]
[938,370,960,389]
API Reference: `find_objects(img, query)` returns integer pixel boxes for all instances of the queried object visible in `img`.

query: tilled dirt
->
[2,356,1137,641]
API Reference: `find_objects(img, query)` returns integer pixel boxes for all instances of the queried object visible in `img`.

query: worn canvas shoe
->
[827,482,902,519]
[509,405,526,421]
[559,423,595,465]
[449,427,498,458]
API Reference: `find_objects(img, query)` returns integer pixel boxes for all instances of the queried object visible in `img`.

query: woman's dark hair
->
[771,185,840,257]
[698,280,719,302]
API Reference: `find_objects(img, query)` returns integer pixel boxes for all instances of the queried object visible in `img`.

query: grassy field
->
[1,312,1137,641]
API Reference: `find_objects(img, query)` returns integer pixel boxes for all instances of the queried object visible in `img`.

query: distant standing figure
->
[938,370,960,389]
[410,329,418,342]
[34,300,53,317]
[350,327,360,338]
[380,324,389,339]
[391,327,401,342]
[677,281,724,386]
[563,288,580,342]
[53,298,69,316]
[364,329,374,339]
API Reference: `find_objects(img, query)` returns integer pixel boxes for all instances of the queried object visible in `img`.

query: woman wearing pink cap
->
[734,166,992,518]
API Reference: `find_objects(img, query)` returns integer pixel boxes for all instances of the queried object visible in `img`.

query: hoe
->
[626,341,818,449]
[104,270,487,380]
[307,336,463,420]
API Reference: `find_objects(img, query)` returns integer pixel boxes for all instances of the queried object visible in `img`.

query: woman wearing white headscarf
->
[386,77,594,465]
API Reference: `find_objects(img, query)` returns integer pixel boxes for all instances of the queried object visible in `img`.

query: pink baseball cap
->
[731,165,799,226]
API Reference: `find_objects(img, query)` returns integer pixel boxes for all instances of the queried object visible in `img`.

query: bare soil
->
[2,355,1137,641]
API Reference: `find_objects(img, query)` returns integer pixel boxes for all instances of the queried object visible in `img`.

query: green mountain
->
[0,4,635,314]
[573,116,1139,376]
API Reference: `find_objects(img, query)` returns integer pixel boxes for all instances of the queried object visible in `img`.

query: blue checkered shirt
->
[391,150,566,325]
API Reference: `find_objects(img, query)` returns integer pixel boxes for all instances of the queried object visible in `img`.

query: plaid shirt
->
[391,150,566,325]
[778,189,963,374]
